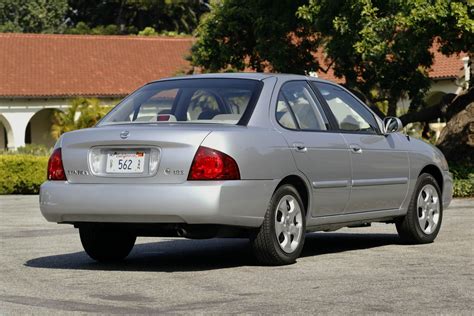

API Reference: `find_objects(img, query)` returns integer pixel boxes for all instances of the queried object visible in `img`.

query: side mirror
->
[383,117,403,134]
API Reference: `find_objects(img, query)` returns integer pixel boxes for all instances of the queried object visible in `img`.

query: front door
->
[275,81,351,217]
[312,82,409,213]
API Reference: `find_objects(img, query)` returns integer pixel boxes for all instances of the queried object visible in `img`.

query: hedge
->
[0,155,48,194]
[0,154,472,197]
[453,179,474,198]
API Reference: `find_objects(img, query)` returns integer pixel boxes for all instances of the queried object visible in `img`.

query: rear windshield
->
[98,78,263,126]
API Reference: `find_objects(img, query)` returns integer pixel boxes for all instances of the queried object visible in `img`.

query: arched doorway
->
[0,114,13,150]
[24,109,61,148]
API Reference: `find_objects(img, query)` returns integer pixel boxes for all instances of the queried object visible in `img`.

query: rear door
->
[311,82,409,213]
[275,81,351,217]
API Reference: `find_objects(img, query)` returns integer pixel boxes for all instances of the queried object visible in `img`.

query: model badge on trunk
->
[67,170,90,176]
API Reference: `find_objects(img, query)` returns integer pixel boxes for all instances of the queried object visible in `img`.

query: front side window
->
[312,82,378,134]
[276,81,328,131]
[99,79,262,126]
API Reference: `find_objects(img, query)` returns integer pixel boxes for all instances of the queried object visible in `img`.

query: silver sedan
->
[40,73,453,265]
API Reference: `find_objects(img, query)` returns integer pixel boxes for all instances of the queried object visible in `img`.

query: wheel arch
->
[419,164,443,193]
[274,175,310,215]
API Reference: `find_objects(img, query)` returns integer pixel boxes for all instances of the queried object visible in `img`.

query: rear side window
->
[311,82,378,134]
[276,81,328,131]
[99,79,262,126]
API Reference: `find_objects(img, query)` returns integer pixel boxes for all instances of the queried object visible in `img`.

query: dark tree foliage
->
[66,0,209,35]
[0,0,68,33]
[0,0,209,35]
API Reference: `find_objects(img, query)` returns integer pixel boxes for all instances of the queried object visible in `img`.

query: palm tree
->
[51,98,112,140]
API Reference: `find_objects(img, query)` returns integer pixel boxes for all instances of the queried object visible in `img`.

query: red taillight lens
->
[157,114,170,121]
[188,146,240,180]
[47,148,66,181]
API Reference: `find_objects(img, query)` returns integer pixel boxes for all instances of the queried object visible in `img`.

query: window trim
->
[236,81,264,126]
[306,80,340,131]
[309,81,383,135]
[274,80,336,133]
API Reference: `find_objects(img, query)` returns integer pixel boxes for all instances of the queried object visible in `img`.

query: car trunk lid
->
[59,124,215,184]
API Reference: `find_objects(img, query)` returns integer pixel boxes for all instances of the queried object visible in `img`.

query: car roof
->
[149,72,335,84]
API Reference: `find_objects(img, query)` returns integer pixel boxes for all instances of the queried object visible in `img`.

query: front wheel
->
[396,173,443,244]
[79,225,136,262]
[251,184,306,265]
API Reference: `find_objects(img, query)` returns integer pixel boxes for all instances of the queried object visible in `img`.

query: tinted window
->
[134,89,177,121]
[187,90,220,120]
[276,93,298,129]
[277,81,328,131]
[312,82,378,134]
[99,79,262,126]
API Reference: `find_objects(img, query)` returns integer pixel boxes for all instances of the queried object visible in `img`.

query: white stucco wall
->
[0,98,116,150]
[0,99,69,149]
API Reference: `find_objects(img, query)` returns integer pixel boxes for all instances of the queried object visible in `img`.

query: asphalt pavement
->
[0,195,473,314]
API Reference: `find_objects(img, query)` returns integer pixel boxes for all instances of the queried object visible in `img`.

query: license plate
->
[106,151,145,173]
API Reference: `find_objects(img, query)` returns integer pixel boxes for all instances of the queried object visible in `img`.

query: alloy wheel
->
[416,184,440,234]
[274,195,303,253]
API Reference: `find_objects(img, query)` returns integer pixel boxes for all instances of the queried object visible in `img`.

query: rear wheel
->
[251,185,306,265]
[396,173,443,244]
[79,225,136,262]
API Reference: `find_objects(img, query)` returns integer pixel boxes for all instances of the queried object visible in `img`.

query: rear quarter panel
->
[201,127,298,181]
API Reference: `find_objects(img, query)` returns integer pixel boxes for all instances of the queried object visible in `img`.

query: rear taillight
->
[47,148,66,181]
[188,146,240,180]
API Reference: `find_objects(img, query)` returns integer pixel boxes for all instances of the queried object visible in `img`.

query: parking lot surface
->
[0,195,473,314]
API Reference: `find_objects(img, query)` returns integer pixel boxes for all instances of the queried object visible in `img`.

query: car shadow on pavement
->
[25,232,401,272]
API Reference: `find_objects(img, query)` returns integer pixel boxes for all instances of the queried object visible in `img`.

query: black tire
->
[79,225,136,262]
[396,173,443,244]
[251,184,306,265]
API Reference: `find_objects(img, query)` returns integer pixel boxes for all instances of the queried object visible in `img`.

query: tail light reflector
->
[188,146,240,180]
[47,148,67,181]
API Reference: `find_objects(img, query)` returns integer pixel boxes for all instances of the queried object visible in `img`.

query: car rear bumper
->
[39,180,277,228]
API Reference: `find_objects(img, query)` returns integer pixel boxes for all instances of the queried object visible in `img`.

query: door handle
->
[349,144,363,154]
[293,142,307,152]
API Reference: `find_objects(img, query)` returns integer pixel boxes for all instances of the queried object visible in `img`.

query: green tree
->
[138,26,159,36]
[0,0,68,33]
[297,0,473,116]
[191,0,473,120]
[66,21,121,35]
[191,0,317,73]
[51,98,111,140]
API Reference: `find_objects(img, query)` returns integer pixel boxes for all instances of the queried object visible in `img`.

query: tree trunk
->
[400,90,473,125]
[436,93,474,166]
[387,99,397,117]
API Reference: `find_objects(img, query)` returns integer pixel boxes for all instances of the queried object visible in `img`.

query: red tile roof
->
[428,46,466,79]
[315,45,466,83]
[0,33,466,98]
[0,33,193,98]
